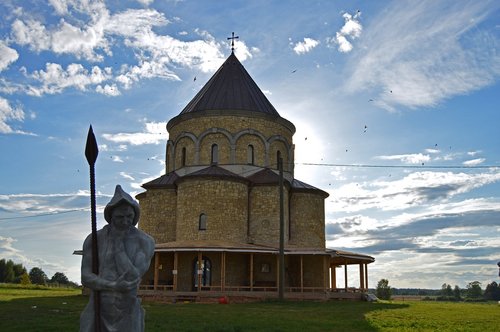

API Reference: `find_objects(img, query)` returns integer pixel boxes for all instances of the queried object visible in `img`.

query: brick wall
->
[175,178,249,242]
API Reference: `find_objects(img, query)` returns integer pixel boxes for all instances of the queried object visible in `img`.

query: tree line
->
[376,278,500,301]
[0,259,78,287]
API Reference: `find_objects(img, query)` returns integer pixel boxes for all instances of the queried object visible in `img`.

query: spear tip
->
[85,125,99,165]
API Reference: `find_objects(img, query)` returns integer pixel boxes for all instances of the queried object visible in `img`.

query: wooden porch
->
[139,243,374,302]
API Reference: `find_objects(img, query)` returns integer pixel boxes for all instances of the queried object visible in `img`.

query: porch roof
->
[155,240,327,255]
[326,249,375,265]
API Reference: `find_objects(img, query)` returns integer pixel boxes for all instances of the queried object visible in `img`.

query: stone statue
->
[80,185,155,332]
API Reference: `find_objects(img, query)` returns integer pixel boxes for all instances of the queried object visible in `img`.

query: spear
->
[85,125,101,332]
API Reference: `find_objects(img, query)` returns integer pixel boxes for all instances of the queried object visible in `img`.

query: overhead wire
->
[2,162,498,221]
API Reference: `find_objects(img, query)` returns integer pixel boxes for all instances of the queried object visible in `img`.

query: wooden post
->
[344,261,348,290]
[365,263,369,290]
[221,252,225,291]
[250,253,254,291]
[276,255,280,291]
[359,263,364,290]
[173,252,178,292]
[154,252,159,291]
[197,252,202,292]
[331,265,336,290]
[300,255,304,293]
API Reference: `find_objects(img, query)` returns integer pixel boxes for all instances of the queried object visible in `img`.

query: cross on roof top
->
[227,32,239,52]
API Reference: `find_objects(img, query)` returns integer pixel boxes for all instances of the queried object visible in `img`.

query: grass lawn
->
[0,286,499,331]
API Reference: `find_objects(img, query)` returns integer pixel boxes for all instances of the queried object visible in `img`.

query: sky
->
[0,0,499,290]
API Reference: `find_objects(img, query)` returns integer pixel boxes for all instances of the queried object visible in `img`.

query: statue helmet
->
[104,185,140,226]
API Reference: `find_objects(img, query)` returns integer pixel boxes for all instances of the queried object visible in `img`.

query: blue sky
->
[0,0,499,289]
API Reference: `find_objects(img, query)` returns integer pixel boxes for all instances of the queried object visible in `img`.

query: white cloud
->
[376,153,430,164]
[137,0,154,6]
[11,16,109,62]
[28,63,110,95]
[104,8,169,37]
[0,96,25,134]
[345,0,500,110]
[4,3,234,98]
[0,236,21,255]
[327,11,362,53]
[463,158,485,166]
[293,37,319,55]
[119,172,135,181]
[331,171,500,212]
[96,83,120,96]
[0,41,19,71]
[11,19,52,52]
[102,121,168,145]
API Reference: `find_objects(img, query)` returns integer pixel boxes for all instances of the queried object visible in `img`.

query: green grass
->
[0,283,81,300]
[0,286,499,331]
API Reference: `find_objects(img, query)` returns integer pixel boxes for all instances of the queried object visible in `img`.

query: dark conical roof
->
[180,52,280,116]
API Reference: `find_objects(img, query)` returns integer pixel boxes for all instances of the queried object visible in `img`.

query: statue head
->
[104,185,140,226]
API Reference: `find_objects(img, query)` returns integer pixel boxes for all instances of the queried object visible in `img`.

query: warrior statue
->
[80,185,155,332]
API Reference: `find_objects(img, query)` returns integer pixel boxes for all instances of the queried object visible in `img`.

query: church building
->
[137,48,374,301]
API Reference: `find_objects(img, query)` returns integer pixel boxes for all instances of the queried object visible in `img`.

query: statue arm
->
[134,235,155,276]
[81,234,136,291]
[112,233,154,282]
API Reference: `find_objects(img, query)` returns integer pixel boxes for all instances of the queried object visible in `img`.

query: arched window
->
[211,144,218,164]
[199,213,207,230]
[181,147,186,167]
[193,256,211,289]
[247,145,254,165]
[277,150,282,169]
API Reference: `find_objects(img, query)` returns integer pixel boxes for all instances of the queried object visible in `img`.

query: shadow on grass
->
[143,299,409,332]
[0,295,408,331]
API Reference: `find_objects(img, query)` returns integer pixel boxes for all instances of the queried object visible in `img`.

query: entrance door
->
[193,256,211,290]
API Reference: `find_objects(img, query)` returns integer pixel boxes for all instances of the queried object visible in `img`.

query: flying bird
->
[291,69,297,73]
[194,76,197,82]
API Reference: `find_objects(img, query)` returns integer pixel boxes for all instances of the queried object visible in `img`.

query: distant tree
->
[3,260,16,283]
[20,272,31,285]
[0,259,5,282]
[13,263,27,283]
[0,259,28,284]
[465,281,482,299]
[376,279,392,300]
[50,272,69,285]
[29,267,48,285]
[484,281,500,301]
[453,285,461,300]
[440,283,453,297]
